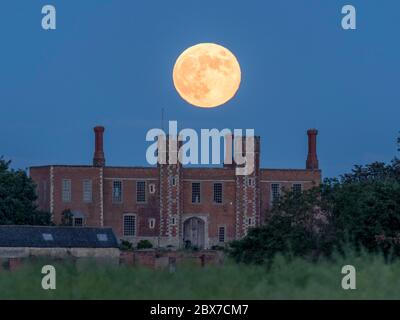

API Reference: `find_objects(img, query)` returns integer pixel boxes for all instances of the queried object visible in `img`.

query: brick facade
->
[30,127,321,249]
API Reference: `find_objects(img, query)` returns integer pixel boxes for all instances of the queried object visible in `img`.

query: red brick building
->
[30,127,321,249]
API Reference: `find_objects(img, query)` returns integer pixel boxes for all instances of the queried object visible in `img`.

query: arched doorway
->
[183,217,205,249]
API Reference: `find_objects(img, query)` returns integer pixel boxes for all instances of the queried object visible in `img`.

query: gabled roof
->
[0,226,119,248]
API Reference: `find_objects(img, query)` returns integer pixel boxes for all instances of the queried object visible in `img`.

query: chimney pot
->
[93,126,105,167]
[306,129,318,170]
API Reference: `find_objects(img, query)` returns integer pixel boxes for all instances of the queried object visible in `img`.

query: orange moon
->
[173,43,241,108]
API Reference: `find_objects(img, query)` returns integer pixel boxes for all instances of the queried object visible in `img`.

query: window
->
[73,217,84,227]
[171,216,177,225]
[42,233,53,241]
[292,183,302,194]
[247,177,255,186]
[149,184,156,194]
[62,179,71,202]
[112,180,122,203]
[271,183,281,202]
[218,226,225,243]
[213,183,223,203]
[136,181,146,203]
[192,182,201,203]
[248,217,255,227]
[123,214,136,236]
[83,179,92,202]
[148,218,155,229]
[170,176,177,186]
[97,234,108,241]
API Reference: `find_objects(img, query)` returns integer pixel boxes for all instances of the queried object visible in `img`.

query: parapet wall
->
[0,248,224,272]
[120,249,225,269]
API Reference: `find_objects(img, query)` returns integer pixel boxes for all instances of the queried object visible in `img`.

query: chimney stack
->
[93,126,105,167]
[306,129,318,170]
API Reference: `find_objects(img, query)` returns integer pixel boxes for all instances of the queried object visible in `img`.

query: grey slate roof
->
[0,225,119,248]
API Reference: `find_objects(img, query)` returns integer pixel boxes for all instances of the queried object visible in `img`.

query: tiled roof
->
[0,225,119,248]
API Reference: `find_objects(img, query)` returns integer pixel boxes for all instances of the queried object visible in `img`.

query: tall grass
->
[1,252,400,299]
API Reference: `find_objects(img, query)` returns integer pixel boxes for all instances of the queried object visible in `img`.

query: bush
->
[119,240,133,251]
[183,240,200,251]
[137,240,153,250]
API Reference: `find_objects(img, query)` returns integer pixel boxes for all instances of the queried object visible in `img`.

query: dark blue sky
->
[1,0,399,178]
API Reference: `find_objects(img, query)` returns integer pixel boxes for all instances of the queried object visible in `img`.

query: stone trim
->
[260,180,315,183]
[104,177,158,181]
[184,179,235,182]
[99,167,104,227]
[50,166,54,221]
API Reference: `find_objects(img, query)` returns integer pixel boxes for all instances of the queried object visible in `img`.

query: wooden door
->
[183,217,205,248]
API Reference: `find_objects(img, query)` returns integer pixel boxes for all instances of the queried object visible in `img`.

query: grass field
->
[1,252,400,299]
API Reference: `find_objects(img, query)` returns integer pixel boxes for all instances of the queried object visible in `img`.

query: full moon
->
[173,43,241,108]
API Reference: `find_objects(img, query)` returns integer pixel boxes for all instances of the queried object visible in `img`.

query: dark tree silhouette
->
[0,158,51,225]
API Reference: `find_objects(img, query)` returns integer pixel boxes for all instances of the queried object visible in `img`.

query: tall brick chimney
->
[93,126,105,167]
[306,129,318,170]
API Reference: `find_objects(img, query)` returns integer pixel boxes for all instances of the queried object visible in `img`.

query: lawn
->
[1,253,400,299]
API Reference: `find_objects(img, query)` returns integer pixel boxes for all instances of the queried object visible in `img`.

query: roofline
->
[30,165,321,172]
[261,168,322,172]
[183,167,233,170]
[0,225,114,230]
[29,165,158,170]
[0,245,119,248]
[30,165,93,169]
[106,166,158,170]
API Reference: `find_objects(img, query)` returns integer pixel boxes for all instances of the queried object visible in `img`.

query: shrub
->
[119,240,133,251]
[137,240,153,250]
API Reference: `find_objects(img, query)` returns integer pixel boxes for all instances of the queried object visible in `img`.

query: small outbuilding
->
[0,225,120,269]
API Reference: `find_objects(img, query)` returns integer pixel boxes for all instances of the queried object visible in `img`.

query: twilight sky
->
[0,0,399,178]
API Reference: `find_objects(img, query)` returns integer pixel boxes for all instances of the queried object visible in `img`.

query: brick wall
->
[102,167,159,238]
[30,165,321,247]
[29,129,322,248]
[120,249,225,269]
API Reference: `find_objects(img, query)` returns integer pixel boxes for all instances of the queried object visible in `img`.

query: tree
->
[325,161,400,256]
[229,187,335,264]
[230,135,400,264]
[397,132,400,152]
[0,158,51,225]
